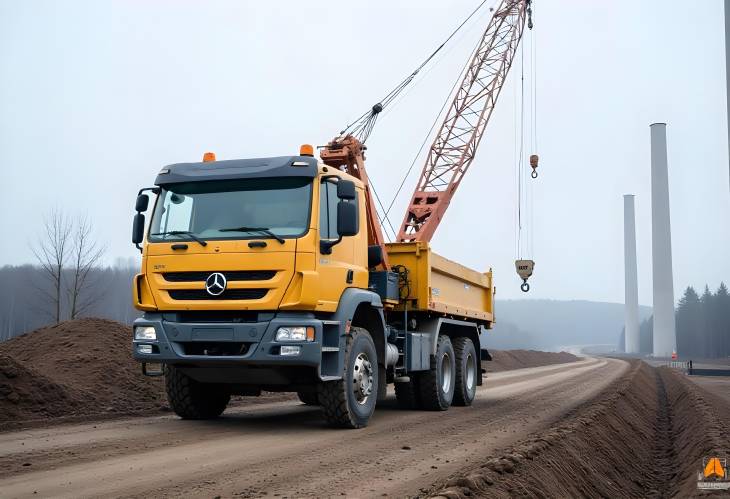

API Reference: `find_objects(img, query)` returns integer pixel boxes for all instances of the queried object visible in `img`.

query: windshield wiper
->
[150,230,208,247]
[218,226,285,244]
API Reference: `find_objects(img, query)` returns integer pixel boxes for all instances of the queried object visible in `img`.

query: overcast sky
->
[1,0,728,305]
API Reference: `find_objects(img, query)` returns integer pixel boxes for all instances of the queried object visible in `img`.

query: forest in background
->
[0,262,139,341]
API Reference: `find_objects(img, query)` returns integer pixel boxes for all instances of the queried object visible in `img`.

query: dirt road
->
[0,357,626,498]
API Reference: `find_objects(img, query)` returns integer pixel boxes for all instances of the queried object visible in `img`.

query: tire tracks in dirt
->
[0,357,626,499]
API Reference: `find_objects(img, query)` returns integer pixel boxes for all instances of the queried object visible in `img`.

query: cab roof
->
[155,155,318,185]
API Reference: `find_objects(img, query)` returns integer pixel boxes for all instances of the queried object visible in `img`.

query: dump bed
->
[385,242,494,325]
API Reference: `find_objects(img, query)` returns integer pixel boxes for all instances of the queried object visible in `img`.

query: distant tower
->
[650,123,676,357]
[726,0,730,189]
[623,194,640,354]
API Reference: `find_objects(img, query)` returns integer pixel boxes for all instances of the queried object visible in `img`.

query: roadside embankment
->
[429,360,730,498]
[487,349,578,372]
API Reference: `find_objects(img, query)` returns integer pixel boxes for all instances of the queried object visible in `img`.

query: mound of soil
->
[0,355,85,422]
[429,361,730,498]
[0,318,165,430]
[487,349,578,372]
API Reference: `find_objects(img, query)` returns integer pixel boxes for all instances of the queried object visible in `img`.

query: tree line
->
[620,283,730,359]
[0,210,140,341]
[676,283,730,358]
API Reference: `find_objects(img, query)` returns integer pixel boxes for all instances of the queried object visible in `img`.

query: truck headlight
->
[275,326,315,342]
[134,326,157,341]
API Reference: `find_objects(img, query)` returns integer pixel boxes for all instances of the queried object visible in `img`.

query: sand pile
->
[487,349,577,372]
[0,318,165,430]
[429,361,730,498]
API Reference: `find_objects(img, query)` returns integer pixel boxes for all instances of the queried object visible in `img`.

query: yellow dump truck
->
[131,147,494,428]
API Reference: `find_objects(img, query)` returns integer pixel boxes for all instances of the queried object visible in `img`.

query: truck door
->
[317,179,357,310]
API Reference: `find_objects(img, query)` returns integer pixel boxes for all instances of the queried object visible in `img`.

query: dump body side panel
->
[385,242,493,325]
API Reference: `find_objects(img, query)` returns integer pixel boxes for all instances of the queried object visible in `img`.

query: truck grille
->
[163,271,276,282]
[168,289,268,300]
[179,341,250,356]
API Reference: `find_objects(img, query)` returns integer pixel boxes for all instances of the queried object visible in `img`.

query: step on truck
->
[131,143,494,428]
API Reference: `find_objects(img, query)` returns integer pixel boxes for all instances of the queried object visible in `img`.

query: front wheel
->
[165,365,230,419]
[319,327,378,428]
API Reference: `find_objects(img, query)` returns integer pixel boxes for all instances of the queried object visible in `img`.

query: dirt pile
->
[0,318,165,430]
[487,349,578,372]
[429,361,730,498]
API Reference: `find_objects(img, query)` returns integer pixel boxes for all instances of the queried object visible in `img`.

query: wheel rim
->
[441,352,453,392]
[353,352,374,405]
[466,351,476,390]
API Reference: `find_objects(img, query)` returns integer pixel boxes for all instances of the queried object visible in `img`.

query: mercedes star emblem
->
[205,272,227,296]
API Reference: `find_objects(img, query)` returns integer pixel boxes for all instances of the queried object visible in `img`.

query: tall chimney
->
[650,123,676,357]
[623,194,640,354]
[726,0,730,189]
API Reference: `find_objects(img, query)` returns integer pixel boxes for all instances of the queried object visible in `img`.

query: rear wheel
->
[297,391,319,406]
[319,327,378,428]
[165,365,230,419]
[452,337,477,406]
[418,335,455,411]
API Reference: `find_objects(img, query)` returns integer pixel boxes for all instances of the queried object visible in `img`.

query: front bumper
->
[132,311,327,372]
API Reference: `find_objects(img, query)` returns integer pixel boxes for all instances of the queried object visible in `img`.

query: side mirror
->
[337,179,356,200]
[132,213,145,246]
[337,201,358,237]
[135,194,149,212]
[320,199,359,255]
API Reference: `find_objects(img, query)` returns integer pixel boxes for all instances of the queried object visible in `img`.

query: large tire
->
[165,365,230,420]
[418,335,455,411]
[297,391,320,406]
[395,376,421,410]
[452,337,477,406]
[319,327,378,428]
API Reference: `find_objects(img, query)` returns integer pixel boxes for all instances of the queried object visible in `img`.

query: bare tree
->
[32,209,72,324]
[67,215,106,319]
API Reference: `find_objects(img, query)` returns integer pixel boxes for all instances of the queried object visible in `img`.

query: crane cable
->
[338,0,493,143]
[384,31,482,222]
[515,7,537,292]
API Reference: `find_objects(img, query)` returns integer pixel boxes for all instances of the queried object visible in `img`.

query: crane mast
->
[397,0,531,242]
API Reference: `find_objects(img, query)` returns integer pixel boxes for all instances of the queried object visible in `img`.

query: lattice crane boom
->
[397,0,531,242]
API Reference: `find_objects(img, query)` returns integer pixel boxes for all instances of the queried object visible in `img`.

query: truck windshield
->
[148,177,312,242]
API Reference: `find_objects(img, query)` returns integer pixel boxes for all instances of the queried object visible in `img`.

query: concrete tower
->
[726,0,730,189]
[623,194,640,354]
[650,123,676,357]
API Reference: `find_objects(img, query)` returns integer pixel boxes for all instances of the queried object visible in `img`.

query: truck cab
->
[132,148,493,428]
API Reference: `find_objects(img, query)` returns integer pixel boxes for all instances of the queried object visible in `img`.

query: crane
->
[398,0,532,242]
[322,0,534,284]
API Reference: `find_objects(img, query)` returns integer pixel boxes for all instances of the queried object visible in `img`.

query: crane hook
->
[529,154,539,179]
[515,259,534,293]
